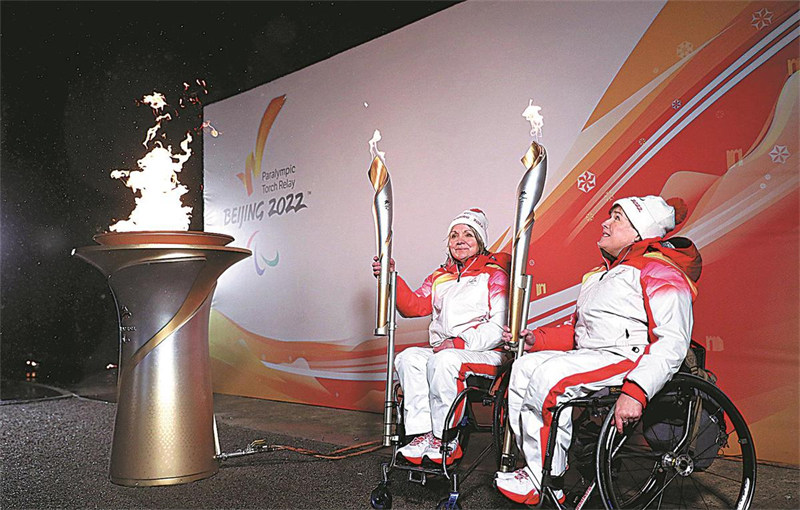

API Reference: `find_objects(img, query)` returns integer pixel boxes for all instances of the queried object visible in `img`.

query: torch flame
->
[522,99,544,139]
[142,92,167,111]
[201,120,220,137]
[143,112,172,147]
[109,91,194,232]
[368,129,386,164]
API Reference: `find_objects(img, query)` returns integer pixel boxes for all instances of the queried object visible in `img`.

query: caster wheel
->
[370,482,392,509]
[436,492,461,510]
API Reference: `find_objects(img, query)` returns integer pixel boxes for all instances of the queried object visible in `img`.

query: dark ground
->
[1,377,798,510]
[0,379,512,510]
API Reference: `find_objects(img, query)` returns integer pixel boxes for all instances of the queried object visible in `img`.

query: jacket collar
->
[443,253,492,274]
[601,238,653,270]
[600,237,702,282]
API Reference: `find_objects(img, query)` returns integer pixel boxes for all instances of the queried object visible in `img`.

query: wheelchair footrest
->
[408,470,427,485]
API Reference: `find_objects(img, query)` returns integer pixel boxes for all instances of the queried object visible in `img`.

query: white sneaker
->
[424,436,463,465]
[495,468,538,504]
[495,468,565,505]
[494,469,516,482]
[396,432,433,465]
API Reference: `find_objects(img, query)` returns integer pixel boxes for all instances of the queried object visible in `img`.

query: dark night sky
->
[0,1,456,384]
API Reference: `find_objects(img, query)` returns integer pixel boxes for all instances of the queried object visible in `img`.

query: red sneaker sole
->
[497,486,540,505]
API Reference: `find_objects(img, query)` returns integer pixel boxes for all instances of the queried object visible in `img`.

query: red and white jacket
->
[527,237,701,407]
[396,253,511,351]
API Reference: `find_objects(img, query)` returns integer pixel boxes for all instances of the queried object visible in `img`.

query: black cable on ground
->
[217,438,385,461]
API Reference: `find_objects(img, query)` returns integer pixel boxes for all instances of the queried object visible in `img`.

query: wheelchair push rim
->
[595,373,756,509]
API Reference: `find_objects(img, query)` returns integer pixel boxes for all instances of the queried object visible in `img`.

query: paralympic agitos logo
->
[246,230,279,276]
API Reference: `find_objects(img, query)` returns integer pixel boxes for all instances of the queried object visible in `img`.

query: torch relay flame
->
[368,129,386,163]
[201,120,220,137]
[142,92,167,111]
[109,91,194,232]
[522,99,544,139]
[143,113,172,147]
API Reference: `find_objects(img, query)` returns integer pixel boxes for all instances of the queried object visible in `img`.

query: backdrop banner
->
[204,0,799,465]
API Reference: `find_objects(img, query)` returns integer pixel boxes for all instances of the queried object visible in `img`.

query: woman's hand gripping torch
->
[499,140,548,472]
[368,130,399,447]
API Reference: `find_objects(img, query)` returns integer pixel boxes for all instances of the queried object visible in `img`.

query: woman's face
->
[598,205,639,257]
[448,224,479,262]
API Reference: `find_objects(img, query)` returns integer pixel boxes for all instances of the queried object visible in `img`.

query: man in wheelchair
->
[495,195,701,506]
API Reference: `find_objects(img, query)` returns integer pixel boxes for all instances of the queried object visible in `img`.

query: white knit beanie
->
[448,208,488,247]
[613,196,677,239]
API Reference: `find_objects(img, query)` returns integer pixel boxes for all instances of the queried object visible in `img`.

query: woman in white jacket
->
[495,195,701,506]
[372,208,510,466]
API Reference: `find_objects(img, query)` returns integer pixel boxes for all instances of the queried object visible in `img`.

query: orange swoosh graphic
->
[237,95,287,195]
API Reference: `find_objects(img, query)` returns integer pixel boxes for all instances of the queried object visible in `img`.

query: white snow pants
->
[395,346,505,437]
[508,349,635,488]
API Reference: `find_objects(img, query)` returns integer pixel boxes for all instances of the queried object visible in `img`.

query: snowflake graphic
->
[715,110,725,119]
[769,145,790,164]
[751,8,773,30]
[672,99,682,110]
[638,138,647,146]
[677,41,694,58]
[577,171,596,193]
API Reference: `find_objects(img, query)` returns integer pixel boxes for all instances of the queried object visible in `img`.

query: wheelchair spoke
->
[639,470,680,509]
[687,471,715,510]
[596,374,756,509]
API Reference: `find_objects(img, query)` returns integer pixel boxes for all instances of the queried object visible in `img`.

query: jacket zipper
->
[600,245,633,280]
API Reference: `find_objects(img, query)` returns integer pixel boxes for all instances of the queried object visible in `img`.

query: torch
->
[368,130,393,337]
[499,117,548,471]
[505,140,547,356]
[367,130,399,447]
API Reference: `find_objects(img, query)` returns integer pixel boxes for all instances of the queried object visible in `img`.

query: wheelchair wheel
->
[370,481,392,509]
[596,373,756,509]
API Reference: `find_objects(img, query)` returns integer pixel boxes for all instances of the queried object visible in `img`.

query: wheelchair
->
[370,362,512,510]
[494,341,757,509]
[371,341,756,509]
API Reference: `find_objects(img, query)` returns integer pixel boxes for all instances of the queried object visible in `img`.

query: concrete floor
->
[1,375,798,509]
[213,393,383,449]
[212,393,800,509]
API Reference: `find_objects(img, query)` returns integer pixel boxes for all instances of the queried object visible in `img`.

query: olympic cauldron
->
[72,231,250,486]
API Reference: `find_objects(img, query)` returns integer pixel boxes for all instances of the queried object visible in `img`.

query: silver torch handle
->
[382,271,399,446]
[499,140,548,472]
